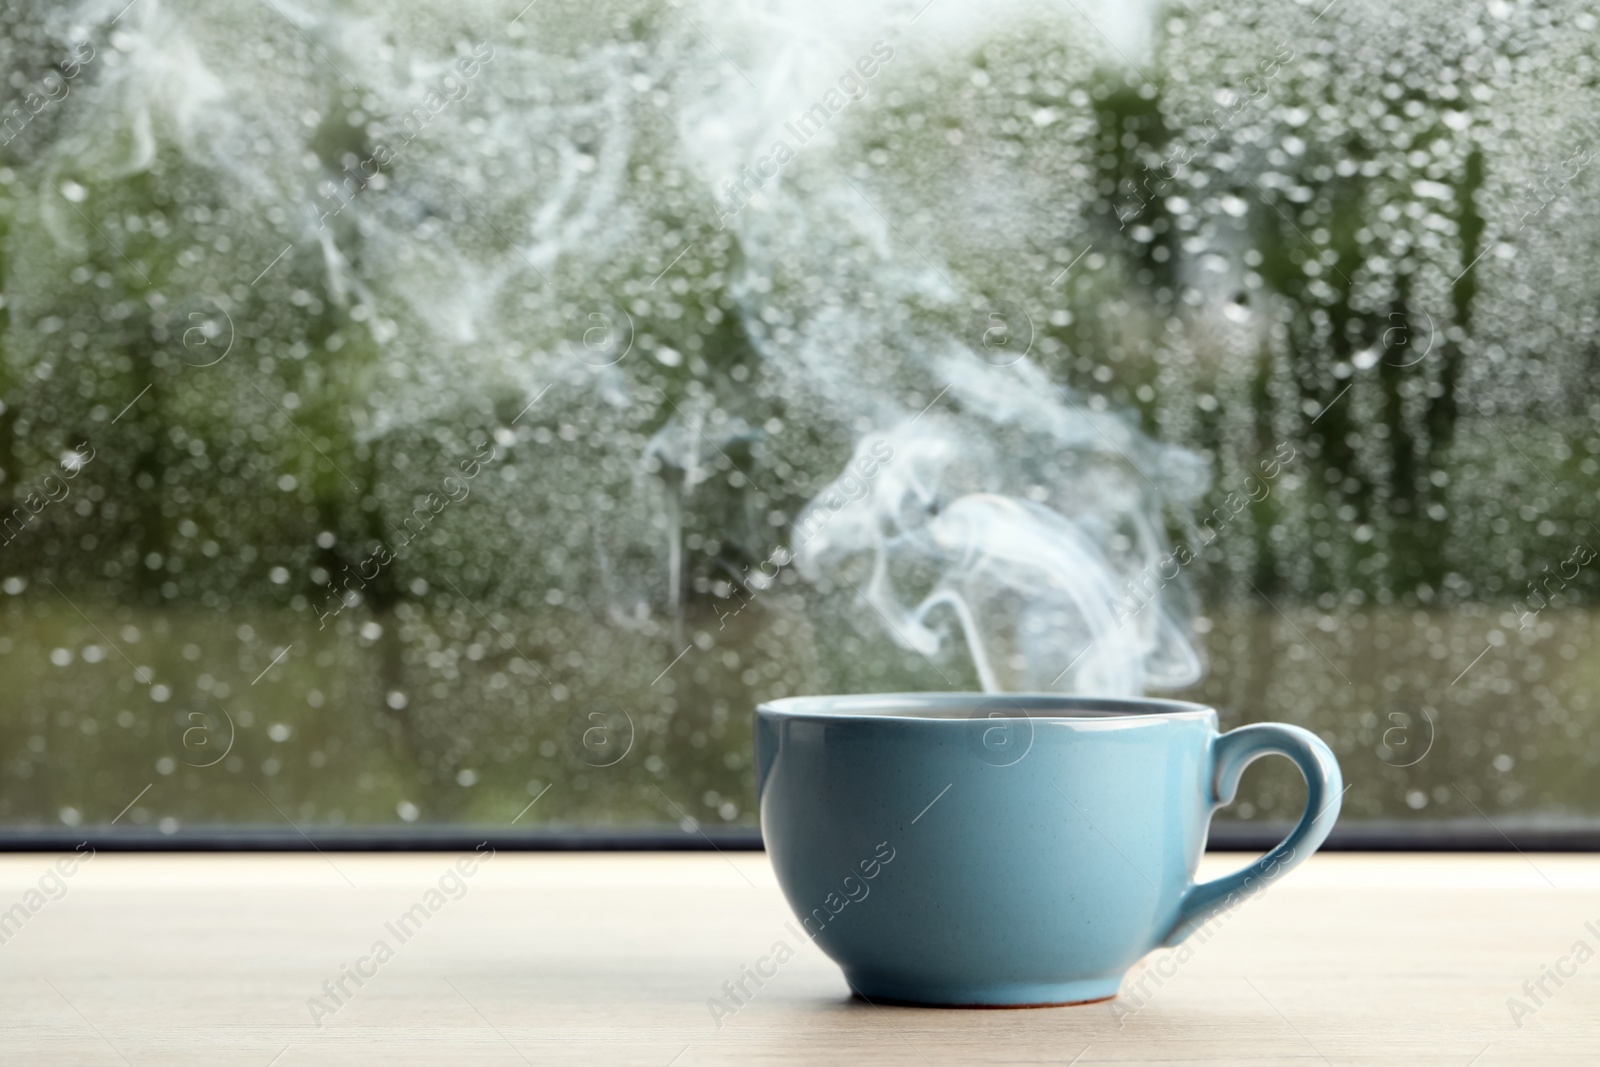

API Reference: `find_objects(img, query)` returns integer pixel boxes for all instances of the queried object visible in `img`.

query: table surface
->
[0,850,1594,1065]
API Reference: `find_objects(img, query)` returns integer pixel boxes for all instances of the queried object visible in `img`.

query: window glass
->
[2,0,1596,836]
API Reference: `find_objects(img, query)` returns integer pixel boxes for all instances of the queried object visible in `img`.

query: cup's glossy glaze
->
[756,693,1341,1007]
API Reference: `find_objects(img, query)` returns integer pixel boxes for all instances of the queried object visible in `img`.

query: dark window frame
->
[4,824,1593,852]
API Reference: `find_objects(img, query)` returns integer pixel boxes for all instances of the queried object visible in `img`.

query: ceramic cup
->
[756,693,1342,1007]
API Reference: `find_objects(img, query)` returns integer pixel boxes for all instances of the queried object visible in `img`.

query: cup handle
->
[1160,722,1343,947]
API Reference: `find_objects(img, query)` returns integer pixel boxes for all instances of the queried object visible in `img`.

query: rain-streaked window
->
[3,0,1597,836]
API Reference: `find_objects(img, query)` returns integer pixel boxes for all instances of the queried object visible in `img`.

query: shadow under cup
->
[755,693,1342,1007]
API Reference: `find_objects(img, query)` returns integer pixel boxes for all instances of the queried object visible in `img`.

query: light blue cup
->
[756,693,1341,1007]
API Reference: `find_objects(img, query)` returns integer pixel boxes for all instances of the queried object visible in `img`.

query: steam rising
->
[683,5,1209,695]
[24,0,1209,697]
[791,415,1205,694]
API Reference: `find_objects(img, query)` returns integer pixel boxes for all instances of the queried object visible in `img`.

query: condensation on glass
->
[0,0,1595,833]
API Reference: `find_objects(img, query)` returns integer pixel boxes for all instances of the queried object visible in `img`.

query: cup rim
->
[756,692,1216,722]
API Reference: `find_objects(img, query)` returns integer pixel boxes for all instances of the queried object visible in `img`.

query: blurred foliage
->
[1,0,1598,831]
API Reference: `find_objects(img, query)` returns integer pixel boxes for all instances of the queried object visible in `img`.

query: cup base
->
[845,972,1122,1009]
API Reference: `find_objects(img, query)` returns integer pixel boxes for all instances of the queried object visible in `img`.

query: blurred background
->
[1,0,1597,839]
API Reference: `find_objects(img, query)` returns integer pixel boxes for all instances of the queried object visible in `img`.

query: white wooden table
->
[0,851,1593,1064]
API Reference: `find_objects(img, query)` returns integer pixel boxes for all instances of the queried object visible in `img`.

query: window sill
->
[4,852,1589,1063]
